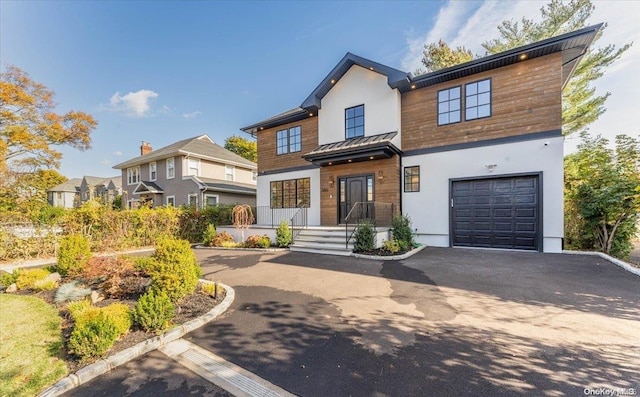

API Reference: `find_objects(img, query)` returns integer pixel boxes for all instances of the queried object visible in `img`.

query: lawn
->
[0,294,68,397]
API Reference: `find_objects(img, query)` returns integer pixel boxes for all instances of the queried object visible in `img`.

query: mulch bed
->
[354,248,413,256]
[17,287,226,374]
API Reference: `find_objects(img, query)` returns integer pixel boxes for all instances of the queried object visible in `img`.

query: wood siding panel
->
[401,53,563,151]
[319,156,400,225]
[257,116,318,173]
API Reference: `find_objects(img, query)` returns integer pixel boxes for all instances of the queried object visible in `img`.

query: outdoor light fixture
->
[331,79,336,84]
[309,113,314,116]
[519,54,528,60]
[329,176,335,187]
[411,85,416,89]
[378,170,384,180]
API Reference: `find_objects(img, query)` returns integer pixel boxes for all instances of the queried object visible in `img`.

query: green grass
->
[0,294,68,397]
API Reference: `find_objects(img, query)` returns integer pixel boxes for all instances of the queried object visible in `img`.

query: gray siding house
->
[113,135,256,209]
[48,176,122,208]
[47,178,82,208]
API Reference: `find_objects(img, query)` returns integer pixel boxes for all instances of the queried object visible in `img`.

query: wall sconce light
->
[485,164,498,172]
[378,170,384,180]
[329,176,335,187]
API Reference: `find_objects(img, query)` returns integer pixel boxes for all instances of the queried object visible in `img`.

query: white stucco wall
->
[402,136,564,253]
[318,65,402,148]
[256,168,321,226]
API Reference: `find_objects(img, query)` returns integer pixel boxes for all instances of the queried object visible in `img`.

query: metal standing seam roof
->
[113,135,257,170]
[241,24,602,135]
[305,131,399,157]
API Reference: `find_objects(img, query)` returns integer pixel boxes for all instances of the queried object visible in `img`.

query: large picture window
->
[465,79,491,120]
[270,178,310,208]
[276,126,302,155]
[437,86,461,126]
[404,166,420,192]
[345,104,364,139]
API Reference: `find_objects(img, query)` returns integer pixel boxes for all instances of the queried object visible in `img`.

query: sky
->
[1,0,638,179]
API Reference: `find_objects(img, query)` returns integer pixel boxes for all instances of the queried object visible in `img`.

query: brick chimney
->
[140,141,152,155]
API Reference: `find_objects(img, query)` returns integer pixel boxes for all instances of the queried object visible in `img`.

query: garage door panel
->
[452,175,539,251]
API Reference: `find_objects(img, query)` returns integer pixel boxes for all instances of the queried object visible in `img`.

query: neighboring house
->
[240,25,601,253]
[47,178,82,208]
[113,135,257,209]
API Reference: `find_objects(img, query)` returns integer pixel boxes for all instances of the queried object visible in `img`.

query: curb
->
[193,244,288,253]
[353,244,427,261]
[563,250,640,277]
[39,280,235,397]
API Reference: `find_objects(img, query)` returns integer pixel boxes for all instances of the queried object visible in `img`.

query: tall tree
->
[0,168,67,219]
[0,65,97,173]
[224,135,257,163]
[420,40,474,74]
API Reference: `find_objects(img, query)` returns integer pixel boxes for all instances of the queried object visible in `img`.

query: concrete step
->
[289,246,353,256]
[295,234,349,244]
[291,241,353,251]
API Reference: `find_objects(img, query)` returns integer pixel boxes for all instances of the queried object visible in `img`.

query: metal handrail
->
[289,206,308,243]
[344,201,395,249]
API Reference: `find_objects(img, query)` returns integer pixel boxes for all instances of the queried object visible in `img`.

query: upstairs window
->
[166,158,175,179]
[438,86,461,126]
[345,104,364,139]
[225,165,235,181]
[127,166,140,185]
[276,126,302,155]
[149,162,157,181]
[465,79,491,121]
[187,158,200,176]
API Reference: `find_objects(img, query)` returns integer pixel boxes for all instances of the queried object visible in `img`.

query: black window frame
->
[437,86,462,126]
[345,104,365,139]
[465,78,492,121]
[404,166,420,192]
[270,178,310,208]
[276,126,302,155]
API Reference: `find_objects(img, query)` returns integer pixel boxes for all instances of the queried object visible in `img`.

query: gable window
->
[465,79,491,120]
[187,158,200,176]
[276,126,302,155]
[166,158,175,179]
[225,165,235,181]
[149,162,157,181]
[437,86,461,126]
[270,178,310,208]
[166,196,175,207]
[404,166,420,192]
[127,166,140,185]
[345,104,364,139]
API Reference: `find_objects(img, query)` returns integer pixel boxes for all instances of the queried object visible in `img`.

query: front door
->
[338,175,373,223]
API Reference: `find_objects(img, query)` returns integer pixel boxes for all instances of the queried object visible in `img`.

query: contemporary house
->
[240,25,601,253]
[48,175,122,208]
[113,135,257,209]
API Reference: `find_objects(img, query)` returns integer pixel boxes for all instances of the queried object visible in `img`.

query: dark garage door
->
[451,175,539,251]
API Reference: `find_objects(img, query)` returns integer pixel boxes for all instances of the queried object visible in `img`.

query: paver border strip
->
[563,250,640,277]
[38,280,235,397]
[352,244,426,261]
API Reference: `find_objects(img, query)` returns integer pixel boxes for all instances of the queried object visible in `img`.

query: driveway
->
[67,248,640,396]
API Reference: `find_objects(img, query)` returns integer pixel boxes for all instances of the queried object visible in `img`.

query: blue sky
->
[1,1,637,179]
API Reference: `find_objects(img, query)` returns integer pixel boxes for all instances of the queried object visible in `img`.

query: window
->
[276,126,302,155]
[270,178,310,208]
[465,79,491,120]
[225,165,235,181]
[57,192,62,200]
[204,195,218,207]
[187,158,200,176]
[404,166,420,192]
[252,171,257,182]
[345,104,364,138]
[166,196,175,206]
[367,176,373,201]
[188,194,198,207]
[438,86,461,126]
[127,166,140,185]
[166,158,175,179]
[149,162,157,181]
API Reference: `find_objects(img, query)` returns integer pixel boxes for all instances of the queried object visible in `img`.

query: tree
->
[0,65,97,173]
[420,40,474,74]
[0,168,67,220]
[224,135,257,163]
[564,132,640,258]
[418,0,631,136]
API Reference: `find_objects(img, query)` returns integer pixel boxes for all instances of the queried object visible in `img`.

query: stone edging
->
[563,250,640,277]
[39,281,235,397]
[352,244,427,261]
[193,244,288,253]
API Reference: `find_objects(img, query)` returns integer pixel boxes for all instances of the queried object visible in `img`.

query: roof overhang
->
[132,181,164,195]
[303,132,401,167]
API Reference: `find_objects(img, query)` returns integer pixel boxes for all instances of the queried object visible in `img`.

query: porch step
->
[290,227,355,256]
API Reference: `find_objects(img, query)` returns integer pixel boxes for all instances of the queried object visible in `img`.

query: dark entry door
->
[451,175,540,250]
[339,176,371,223]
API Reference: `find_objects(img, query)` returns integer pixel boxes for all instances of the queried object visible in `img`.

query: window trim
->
[166,157,175,179]
[204,194,219,207]
[276,125,302,155]
[437,85,462,127]
[127,166,140,185]
[149,162,157,181]
[464,78,492,122]
[345,104,365,139]
[166,196,175,207]
[404,166,420,193]
[186,157,200,177]
[187,193,198,208]
[270,177,310,209]
[225,164,235,181]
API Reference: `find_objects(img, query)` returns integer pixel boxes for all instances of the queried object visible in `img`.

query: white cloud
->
[100,159,111,165]
[107,89,159,118]
[182,111,201,119]
[114,150,123,156]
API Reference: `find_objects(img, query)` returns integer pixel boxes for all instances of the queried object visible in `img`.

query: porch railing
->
[345,202,395,249]
[256,206,305,228]
[289,207,308,242]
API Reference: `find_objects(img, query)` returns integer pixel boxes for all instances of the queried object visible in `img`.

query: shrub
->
[132,290,175,332]
[82,256,137,298]
[391,214,415,251]
[146,237,200,301]
[243,234,271,248]
[0,271,17,287]
[15,268,50,290]
[210,231,235,247]
[33,278,58,291]
[353,220,375,252]
[68,313,119,360]
[69,301,131,336]
[67,299,92,319]
[57,234,91,276]
[202,224,217,246]
[276,221,292,248]
[382,239,401,254]
[200,281,220,297]
[54,281,92,304]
